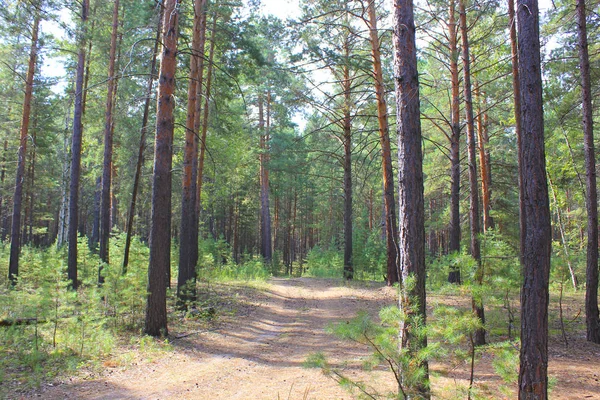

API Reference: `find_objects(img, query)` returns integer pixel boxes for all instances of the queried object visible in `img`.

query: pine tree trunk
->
[197,11,215,219]
[577,0,600,344]
[459,0,485,346]
[8,5,40,284]
[475,82,493,231]
[392,0,429,395]
[145,0,180,337]
[448,0,462,283]
[178,0,207,304]
[67,0,90,289]
[258,93,272,263]
[367,0,398,285]
[99,0,120,283]
[509,0,525,264]
[123,6,163,274]
[516,0,552,396]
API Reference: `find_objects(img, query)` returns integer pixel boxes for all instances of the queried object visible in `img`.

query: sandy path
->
[32,278,395,400]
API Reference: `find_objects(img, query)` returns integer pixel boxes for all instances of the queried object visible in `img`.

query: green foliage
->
[308,304,433,399]
[0,234,151,395]
[303,246,343,278]
[196,238,271,281]
[489,341,519,396]
[353,229,387,281]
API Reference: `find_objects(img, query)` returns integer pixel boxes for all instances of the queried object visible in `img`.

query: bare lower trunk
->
[392,0,429,395]
[8,5,40,284]
[517,0,552,397]
[577,0,600,344]
[178,0,206,304]
[459,0,485,346]
[67,0,90,290]
[145,0,180,337]
[509,0,525,265]
[367,0,398,285]
[123,7,162,274]
[99,0,120,283]
[448,0,461,283]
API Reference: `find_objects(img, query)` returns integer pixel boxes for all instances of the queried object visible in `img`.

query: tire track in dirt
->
[29,278,395,400]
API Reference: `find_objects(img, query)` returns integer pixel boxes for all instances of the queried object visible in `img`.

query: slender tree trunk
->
[548,173,578,290]
[0,138,7,242]
[197,11,215,217]
[341,27,354,280]
[67,0,90,290]
[392,0,429,395]
[448,0,462,283]
[367,0,398,285]
[98,0,120,283]
[145,0,180,337]
[27,124,36,245]
[178,0,207,304]
[459,0,485,346]
[577,0,600,344]
[123,7,163,274]
[8,5,40,284]
[475,83,493,231]
[258,93,272,262]
[516,0,552,396]
[509,0,525,264]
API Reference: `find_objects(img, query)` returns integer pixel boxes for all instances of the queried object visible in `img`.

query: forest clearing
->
[3,277,597,399]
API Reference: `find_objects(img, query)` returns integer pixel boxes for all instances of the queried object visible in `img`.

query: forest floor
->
[19,277,600,399]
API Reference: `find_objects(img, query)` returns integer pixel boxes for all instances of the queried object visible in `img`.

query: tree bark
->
[178,0,207,305]
[145,0,180,337]
[448,0,462,283]
[123,6,163,274]
[517,0,552,396]
[259,92,273,262]
[509,0,525,264]
[67,0,90,290]
[98,0,120,283]
[367,0,398,285]
[392,0,429,395]
[475,82,493,231]
[8,4,40,284]
[197,10,215,218]
[576,0,600,344]
[459,0,485,346]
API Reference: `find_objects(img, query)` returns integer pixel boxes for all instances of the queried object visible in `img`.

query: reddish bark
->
[367,0,398,285]
[576,0,600,344]
[8,5,40,284]
[475,83,493,231]
[145,0,181,337]
[178,0,207,304]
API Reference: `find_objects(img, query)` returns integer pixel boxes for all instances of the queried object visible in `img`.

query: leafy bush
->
[303,246,343,278]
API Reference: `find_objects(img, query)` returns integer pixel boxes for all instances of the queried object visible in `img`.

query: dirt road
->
[32,278,396,399]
